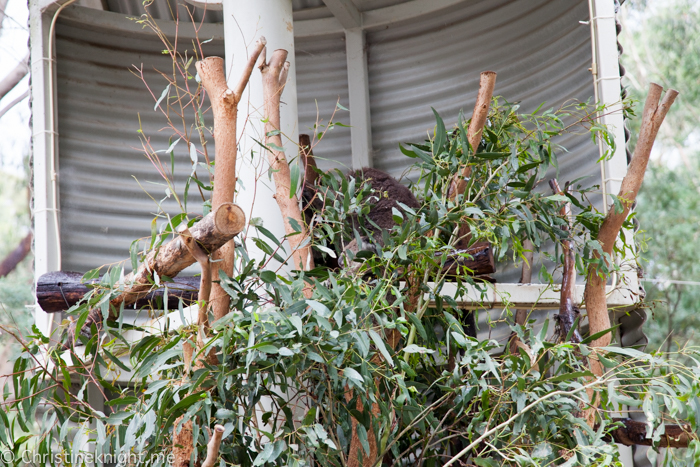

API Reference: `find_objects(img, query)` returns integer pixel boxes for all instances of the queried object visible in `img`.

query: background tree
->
[620,0,700,351]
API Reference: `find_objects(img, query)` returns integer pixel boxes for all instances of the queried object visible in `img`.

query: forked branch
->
[584,83,678,351]
[259,47,314,273]
[195,37,266,321]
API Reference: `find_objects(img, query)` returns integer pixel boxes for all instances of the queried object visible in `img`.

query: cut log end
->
[214,203,246,236]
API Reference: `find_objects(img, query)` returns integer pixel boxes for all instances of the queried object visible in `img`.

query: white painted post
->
[591,0,640,297]
[345,28,373,169]
[29,1,63,335]
[223,0,299,272]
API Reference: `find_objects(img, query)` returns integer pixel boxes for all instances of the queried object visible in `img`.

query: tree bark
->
[447,71,497,249]
[36,271,199,313]
[584,84,677,351]
[195,38,266,323]
[299,134,319,185]
[259,48,314,274]
[0,54,28,101]
[448,71,497,203]
[65,203,245,347]
[0,233,31,277]
[179,226,212,334]
[582,83,677,427]
[550,179,581,343]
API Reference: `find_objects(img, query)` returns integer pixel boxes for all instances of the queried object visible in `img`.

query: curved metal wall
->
[55,0,599,279]
[56,10,224,273]
[367,0,597,184]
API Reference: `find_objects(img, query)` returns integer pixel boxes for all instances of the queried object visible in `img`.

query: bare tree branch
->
[0,233,31,277]
[259,47,314,275]
[0,54,29,101]
[584,83,678,351]
[195,37,266,322]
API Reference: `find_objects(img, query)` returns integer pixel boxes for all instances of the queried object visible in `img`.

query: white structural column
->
[345,28,373,169]
[591,0,626,204]
[590,0,639,294]
[223,0,299,272]
[30,1,63,335]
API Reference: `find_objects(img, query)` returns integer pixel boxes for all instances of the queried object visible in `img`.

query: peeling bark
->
[550,179,581,344]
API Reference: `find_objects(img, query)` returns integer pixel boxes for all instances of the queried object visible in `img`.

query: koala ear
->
[339,237,377,273]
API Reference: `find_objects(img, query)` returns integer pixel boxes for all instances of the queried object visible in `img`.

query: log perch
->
[439,242,495,277]
[64,203,245,346]
[37,272,200,313]
[604,418,696,448]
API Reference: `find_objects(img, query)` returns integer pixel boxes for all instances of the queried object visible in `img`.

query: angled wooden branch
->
[550,179,581,343]
[195,37,266,322]
[447,71,497,249]
[259,48,314,273]
[0,53,28,100]
[582,83,677,427]
[584,83,678,352]
[65,203,245,348]
[201,425,225,467]
[447,71,497,203]
[0,232,31,277]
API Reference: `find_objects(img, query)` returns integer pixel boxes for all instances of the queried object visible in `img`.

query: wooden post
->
[584,84,677,351]
[259,48,314,274]
[195,38,266,323]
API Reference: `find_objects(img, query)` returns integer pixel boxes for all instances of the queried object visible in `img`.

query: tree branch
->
[550,179,581,343]
[0,54,28,101]
[447,71,497,203]
[259,48,314,274]
[584,83,678,351]
[64,203,245,348]
[195,37,266,322]
[508,239,533,354]
[201,425,225,467]
[0,233,31,277]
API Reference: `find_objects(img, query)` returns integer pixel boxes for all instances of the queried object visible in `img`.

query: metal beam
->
[322,0,361,29]
[296,0,466,37]
[345,28,372,168]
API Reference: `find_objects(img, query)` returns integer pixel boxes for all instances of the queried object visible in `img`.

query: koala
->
[301,164,420,272]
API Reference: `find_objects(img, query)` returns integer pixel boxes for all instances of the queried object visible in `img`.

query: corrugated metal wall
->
[55,11,224,273]
[367,0,596,182]
[56,0,600,279]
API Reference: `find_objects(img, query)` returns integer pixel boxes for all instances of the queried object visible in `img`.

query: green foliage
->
[0,170,33,360]
[621,0,700,354]
[4,97,700,467]
[637,163,700,352]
